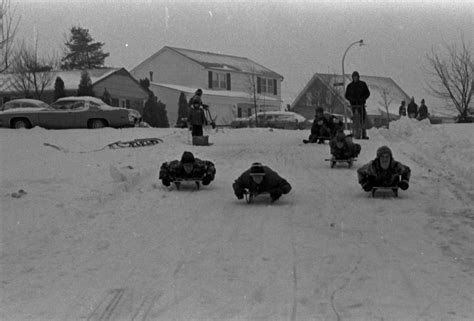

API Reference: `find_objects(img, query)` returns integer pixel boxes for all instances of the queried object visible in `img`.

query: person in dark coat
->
[159,151,216,187]
[399,100,407,117]
[344,71,370,139]
[188,89,204,107]
[328,114,344,138]
[407,97,418,119]
[187,98,207,136]
[357,146,411,192]
[303,107,331,144]
[329,131,361,159]
[233,162,292,202]
[417,99,429,121]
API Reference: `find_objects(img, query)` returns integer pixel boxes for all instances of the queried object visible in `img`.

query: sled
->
[192,135,210,146]
[108,137,163,149]
[303,137,332,144]
[243,189,270,204]
[325,157,357,168]
[172,178,202,190]
[371,186,399,197]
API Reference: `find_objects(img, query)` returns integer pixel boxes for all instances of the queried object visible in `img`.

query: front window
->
[211,72,227,89]
[260,78,274,94]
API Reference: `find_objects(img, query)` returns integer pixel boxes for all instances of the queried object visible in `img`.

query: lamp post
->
[342,39,364,131]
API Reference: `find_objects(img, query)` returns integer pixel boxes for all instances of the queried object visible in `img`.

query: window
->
[211,72,227,89]
[258,78,277,95]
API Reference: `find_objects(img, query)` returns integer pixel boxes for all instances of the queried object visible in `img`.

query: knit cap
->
[181,151,195,164]
[376,146,392,159]
[249,162,265,176]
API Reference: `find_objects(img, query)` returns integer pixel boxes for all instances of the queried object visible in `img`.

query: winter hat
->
[352,71,360,78]
[195,89,203,96]
[376,146,392,159]
[249,162,265,176]
[181,151,195,164]
[336,131,346,142]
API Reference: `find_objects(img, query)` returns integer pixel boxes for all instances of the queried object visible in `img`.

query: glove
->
[270,188,283,201]
[235,193,244,200]
[162,179,171,187]
[362,182,373,192]
[202,176,211,186]
[398,180,409,190]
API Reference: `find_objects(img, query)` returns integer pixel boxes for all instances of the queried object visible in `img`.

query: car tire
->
[89,119,106,129]
[12,118,31,129]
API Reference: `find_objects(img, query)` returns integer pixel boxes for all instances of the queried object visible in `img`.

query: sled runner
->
[303,136,332,144]
[371,186,399,197]
[243,189,270,204]
[325,157,357,168]
[172,178,202,190]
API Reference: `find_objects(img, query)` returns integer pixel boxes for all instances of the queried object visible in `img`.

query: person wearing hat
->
[303,107,331,144]
[344,71,371,139]
[417,99,429,121]
[187,97,208,137]
[159,151,216,187]
[188,89,204,107]
[399,100,407,117]
[232,162,292,202]
[329,131,361,160]
[357,146,411,192]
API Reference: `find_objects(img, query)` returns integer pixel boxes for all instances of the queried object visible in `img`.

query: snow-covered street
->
[1,119,473,320]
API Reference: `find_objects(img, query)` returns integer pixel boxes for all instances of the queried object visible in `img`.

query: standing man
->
[399,100,407,117]
[407,97,418,119]
[417,99,429,121]
[188,89,204,107]
[344,71,371,139]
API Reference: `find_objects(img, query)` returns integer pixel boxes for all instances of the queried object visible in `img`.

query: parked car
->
[0,98,50,111]
[230,111,308,129]
[0,96,141,129]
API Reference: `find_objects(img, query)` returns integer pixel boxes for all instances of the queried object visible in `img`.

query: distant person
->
[417,99,429,121]
[357,146,411,192]
[328,114,344,138]
[159,151,216,187]
[187,98,208,137]
[303,107,331,144]
[188,89,204,107]
[344,71,370,139]
[407,97,418,119]
[398,100,407,117]
[329,131,361,160]
[232,162,292,202]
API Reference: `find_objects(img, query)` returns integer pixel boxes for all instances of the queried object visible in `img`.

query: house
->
[130,46,284,126]
[291,73,411,128]
[0,68,149,114]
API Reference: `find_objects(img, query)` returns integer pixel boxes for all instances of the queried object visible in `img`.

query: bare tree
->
[245,70,259,126]
[1,0,20,73]
[425,35,473,122]
[10,40,57,99]
[378,87,394,128]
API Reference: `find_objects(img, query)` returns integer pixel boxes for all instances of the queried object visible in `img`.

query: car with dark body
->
[230,111,309,130]
[0,98,51,111]
[0,96,141,129]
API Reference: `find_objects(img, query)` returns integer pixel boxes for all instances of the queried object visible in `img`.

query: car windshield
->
[2,101,49,110]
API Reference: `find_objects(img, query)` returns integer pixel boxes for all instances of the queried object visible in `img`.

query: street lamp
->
[342,39,364,131]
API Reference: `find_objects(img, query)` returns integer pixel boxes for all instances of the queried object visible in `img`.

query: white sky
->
[9,0,474,113]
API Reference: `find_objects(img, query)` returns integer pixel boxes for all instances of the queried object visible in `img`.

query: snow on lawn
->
[1,120,473,320]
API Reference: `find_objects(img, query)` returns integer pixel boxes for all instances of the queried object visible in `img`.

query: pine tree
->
[61,26,110,70]
[101,88,111,105]
[54,77,66,100]
[177,91,189,127]
[77,70,94,96]
[156,100,170,128]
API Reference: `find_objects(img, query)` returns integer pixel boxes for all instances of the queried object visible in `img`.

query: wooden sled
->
[371,186,399,197]
[325,157,357,168]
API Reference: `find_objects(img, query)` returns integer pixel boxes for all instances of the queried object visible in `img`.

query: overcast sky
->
[11,0,473,114]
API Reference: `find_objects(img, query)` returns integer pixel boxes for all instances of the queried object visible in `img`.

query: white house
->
[131,46,284,126]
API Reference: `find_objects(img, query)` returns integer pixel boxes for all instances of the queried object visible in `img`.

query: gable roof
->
[292,73,411,116]
[132,46,283,79]
[0,68,147,95]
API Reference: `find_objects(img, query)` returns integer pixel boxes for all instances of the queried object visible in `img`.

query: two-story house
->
[291,73,411,128]
[130,46,284,126]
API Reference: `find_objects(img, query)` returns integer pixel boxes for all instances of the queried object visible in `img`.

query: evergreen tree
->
[156,100,170,128]
[139,78,150,92]
[142,93,169,128]
[77,70,94,96]
[61,26,110,70]
[54,76,66,100]
[177,91,189,127]
[101,88,111,105]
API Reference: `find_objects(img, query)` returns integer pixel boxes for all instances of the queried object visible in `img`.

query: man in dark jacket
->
[417,99,429,121]
[233,162,292,202]
[344,71,370,139]
[329,131,361,159]
[303,107,331,144]
[188,89,204,107]
[357,146,411,192]
[159,151,216,187]
[399,100,407,117]
[407,97,418,119]
[187,98,207,136]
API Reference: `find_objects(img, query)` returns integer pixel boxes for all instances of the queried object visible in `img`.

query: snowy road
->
[1,122,473,320]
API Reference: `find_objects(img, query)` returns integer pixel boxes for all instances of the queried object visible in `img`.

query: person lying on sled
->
[159,151,216,187]
[357,146,411,192]
[329,131,361,159]
[232,162,291,202]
